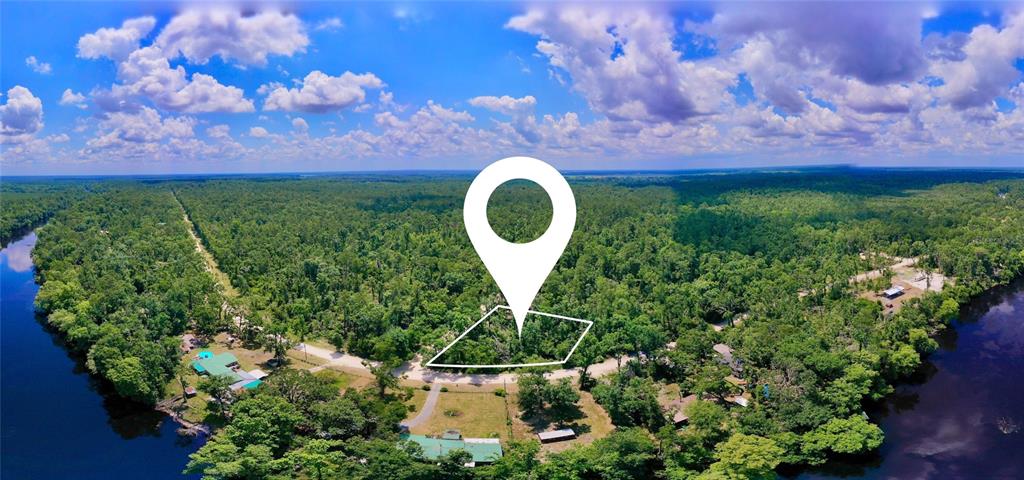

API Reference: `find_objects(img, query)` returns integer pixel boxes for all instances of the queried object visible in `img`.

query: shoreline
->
[154,398,211,437]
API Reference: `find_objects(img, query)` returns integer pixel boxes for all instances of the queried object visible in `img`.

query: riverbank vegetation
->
[10,167,1024,478]
[0,180,91,246]
[30,188,223,404]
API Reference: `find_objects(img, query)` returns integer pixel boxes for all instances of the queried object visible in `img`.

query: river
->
[796,279,1024,479]
[2,230,1022,478]
[0,232,204,479]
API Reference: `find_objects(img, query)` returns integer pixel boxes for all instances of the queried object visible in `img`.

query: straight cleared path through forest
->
[173,191,239,298]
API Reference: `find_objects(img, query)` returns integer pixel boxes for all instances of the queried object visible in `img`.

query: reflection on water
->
[1,232,204,479]
[797,280,1024,479]
[0,233,35,272]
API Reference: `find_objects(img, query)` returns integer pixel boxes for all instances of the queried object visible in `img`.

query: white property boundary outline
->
[425,305,594,369]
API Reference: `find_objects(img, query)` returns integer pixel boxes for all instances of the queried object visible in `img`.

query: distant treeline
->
[1,181,93,246]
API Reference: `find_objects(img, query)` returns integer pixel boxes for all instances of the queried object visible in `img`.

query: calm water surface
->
[798,280,1024,479]
[1,232,204,479]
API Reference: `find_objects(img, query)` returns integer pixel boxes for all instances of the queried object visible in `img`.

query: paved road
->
[294,342,632,386]
[400,383,441,429]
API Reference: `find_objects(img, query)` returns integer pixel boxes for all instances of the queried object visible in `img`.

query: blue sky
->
[1,2,1022,175]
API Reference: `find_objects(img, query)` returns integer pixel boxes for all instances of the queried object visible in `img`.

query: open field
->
[401,380,616,449]
[408,390,513,440]
[404,388,430,417]
[541,391,615,452]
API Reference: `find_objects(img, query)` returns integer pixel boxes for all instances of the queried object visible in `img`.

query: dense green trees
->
[593,372,665,429]
[9,168,1024,478]
[802,415,884,460]
[0,181,90,246]
[172,178,686,367]
[184,372,412,478]
[516,373,581,423]
[700,433,784,480]
[30,188,222,404]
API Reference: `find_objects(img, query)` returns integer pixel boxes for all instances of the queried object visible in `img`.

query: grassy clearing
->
[575,391,614,441]
[304,338,340,351]
[409,391,512,440]
[404,388,429,417]
[285,349,327,370]
[506,388,615,452]
[315,368,375,392]
[658,382,683,406]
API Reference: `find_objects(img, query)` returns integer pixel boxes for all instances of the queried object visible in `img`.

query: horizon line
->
[5,163,1024,180]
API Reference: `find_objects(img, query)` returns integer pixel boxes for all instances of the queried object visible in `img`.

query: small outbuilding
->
[537,428,576,443]
[713,343,744,374]
[883,286,905,299]
[668,394,698,427]
[726,393,752,408]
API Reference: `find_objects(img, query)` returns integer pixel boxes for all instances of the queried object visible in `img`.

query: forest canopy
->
[7,167,1024,479]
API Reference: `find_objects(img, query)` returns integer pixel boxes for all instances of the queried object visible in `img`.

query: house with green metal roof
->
[191,352,242,382]
[401,432,503,466]
[191,352,266,392]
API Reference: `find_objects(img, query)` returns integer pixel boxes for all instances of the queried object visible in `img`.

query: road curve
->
[400,383,442,429]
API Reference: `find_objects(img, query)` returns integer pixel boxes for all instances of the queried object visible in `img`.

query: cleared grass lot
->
[408,390,513,439]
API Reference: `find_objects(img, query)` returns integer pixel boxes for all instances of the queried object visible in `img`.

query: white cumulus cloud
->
[507,7,735,125]
[315,17,344,32]
[86,106,194,153]
[0,86,44,144]
[468,95,537,115]
[263,71,385,113]
[932,12,1024,109]
[59,89,88,109]
[111,46,255,113]
[155,9,308,66]
[77,16,157,61]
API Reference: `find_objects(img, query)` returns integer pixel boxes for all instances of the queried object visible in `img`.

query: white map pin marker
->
[464,156,576,338]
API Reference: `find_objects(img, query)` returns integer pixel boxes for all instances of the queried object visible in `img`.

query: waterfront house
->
[191,352,263,390]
